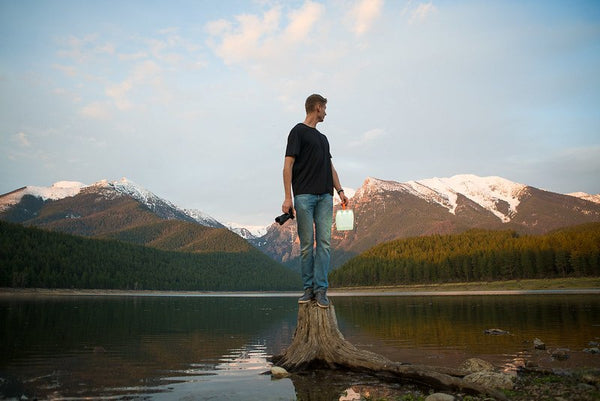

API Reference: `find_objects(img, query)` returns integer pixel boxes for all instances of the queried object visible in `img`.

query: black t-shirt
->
[285,123,333,196]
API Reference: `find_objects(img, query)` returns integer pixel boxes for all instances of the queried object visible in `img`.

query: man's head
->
[305,94,327,122]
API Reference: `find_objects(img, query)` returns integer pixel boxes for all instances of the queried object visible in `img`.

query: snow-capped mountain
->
[183,208,225,229]
[226,223,268,240]
[3,174,599,270]
[255,174,600,269]
[0,178,223,229]
[0,178,257,257]
[0,181,85,212]
[358,174,527,223]
[568,192,600,204]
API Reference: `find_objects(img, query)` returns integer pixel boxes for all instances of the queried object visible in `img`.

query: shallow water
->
[1,293,599,400]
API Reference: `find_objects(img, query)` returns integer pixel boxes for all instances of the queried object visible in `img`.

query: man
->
[282,94,348,308]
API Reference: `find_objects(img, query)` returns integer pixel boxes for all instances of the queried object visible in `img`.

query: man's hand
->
[339,192,349,207]
[282,198,294,216]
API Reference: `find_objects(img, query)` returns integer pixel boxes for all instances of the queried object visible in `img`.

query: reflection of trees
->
[333,295,600,356]
[0,296,298,399]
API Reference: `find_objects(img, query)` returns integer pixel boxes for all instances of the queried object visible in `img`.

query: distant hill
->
[0,220,301,291]
[0,178,302,290]
[329,223,600,288]
[0,178,252,254]
[253,175,600,269]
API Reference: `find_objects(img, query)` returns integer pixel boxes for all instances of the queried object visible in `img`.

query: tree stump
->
[272,301,507,400]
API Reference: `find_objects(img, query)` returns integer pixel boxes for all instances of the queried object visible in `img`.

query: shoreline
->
[1,278,599,297]
[1,277,599,297]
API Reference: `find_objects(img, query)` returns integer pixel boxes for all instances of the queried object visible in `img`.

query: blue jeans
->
[294,193,333,292]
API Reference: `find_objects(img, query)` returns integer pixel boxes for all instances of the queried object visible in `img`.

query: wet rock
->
[525,360,538,368]
[577,383,596,392]
[339,388,361,401]
[533,338,546,350]
[270,366,290,378]
[464,371,515,390]
[460,358,495,373]
[582,372,600,386]
[425,393,455,401]
[551,348,570,361]
[583,347,600,354]
[484,328,510,335]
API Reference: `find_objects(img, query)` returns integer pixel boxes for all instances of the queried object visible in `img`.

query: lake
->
[1,292,599,400]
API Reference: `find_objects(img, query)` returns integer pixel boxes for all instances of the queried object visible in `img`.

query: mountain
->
[0,178,258,255]
[0,178,222,227]
[225,223,268,240]
[568,192,600,204]
[0,178,302,290]
[254,174,600,269]
[1,220,300,291]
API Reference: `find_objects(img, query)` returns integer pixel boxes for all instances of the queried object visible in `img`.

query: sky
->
[1,0,599,227]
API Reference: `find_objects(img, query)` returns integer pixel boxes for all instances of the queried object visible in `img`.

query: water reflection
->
[1,294,599,400]
[332,294,600,370]
[0,296,299,400]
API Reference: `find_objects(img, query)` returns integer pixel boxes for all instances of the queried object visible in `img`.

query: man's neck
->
[303,115,319,128]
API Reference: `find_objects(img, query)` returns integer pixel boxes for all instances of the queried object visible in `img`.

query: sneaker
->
[298,288,314,304]
[315,290,330,308]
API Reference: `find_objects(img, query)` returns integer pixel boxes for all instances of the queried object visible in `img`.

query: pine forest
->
[330,223,600,287]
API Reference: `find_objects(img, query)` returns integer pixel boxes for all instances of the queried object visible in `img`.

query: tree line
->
[330,223,600,287]
[0,221,301,291]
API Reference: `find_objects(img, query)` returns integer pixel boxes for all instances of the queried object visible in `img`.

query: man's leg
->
[294,194,317,297]
[313,194,333,307]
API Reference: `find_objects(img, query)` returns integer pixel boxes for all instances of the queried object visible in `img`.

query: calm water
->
[1,293,599,400]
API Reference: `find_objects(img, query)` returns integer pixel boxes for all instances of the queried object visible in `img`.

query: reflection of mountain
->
[0,296,299,399]
[333,296,600,369]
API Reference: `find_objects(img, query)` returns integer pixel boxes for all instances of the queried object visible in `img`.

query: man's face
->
[317,103,327,122]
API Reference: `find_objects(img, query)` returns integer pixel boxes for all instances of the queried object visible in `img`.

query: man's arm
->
[332,162,348,206]
[282,156,295,215]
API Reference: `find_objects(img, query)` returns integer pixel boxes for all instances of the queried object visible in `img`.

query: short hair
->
[305,94,327,113]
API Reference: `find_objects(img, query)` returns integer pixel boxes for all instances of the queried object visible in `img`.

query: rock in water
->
[551,348,570,360]
[460,358,495,373]
[270,366,290,378]
[533,338,546,350]
[484,328,510,335]
[464,371,515,390]
[425,393,455,401]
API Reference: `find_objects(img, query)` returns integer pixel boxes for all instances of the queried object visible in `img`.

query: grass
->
[332,276,600,293]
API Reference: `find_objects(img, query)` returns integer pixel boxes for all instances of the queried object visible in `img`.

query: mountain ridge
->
[2,174,599,272]
[253,174,600,269]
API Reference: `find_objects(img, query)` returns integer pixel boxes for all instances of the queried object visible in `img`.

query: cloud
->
[347,0,383,35]
[207,7,281,65]
[407,2,438,24]
[103,60,164,110]
[15,132,31,147]
[205,1,332,67]
[80,102,111,120]
[118,51,148,61]
[105,81,133,110]
[54,29,201,115]
[53,64,78,77]
[284,1,324,42]
[348,128,386,147]
[57,34,115,62]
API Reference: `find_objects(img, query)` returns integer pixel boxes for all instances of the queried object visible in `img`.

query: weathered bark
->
[272,301,507,400]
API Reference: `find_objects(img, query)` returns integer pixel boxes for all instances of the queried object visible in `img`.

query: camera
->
[275,208,294,225]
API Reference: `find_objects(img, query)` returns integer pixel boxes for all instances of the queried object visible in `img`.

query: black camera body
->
[275,208,294,225]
